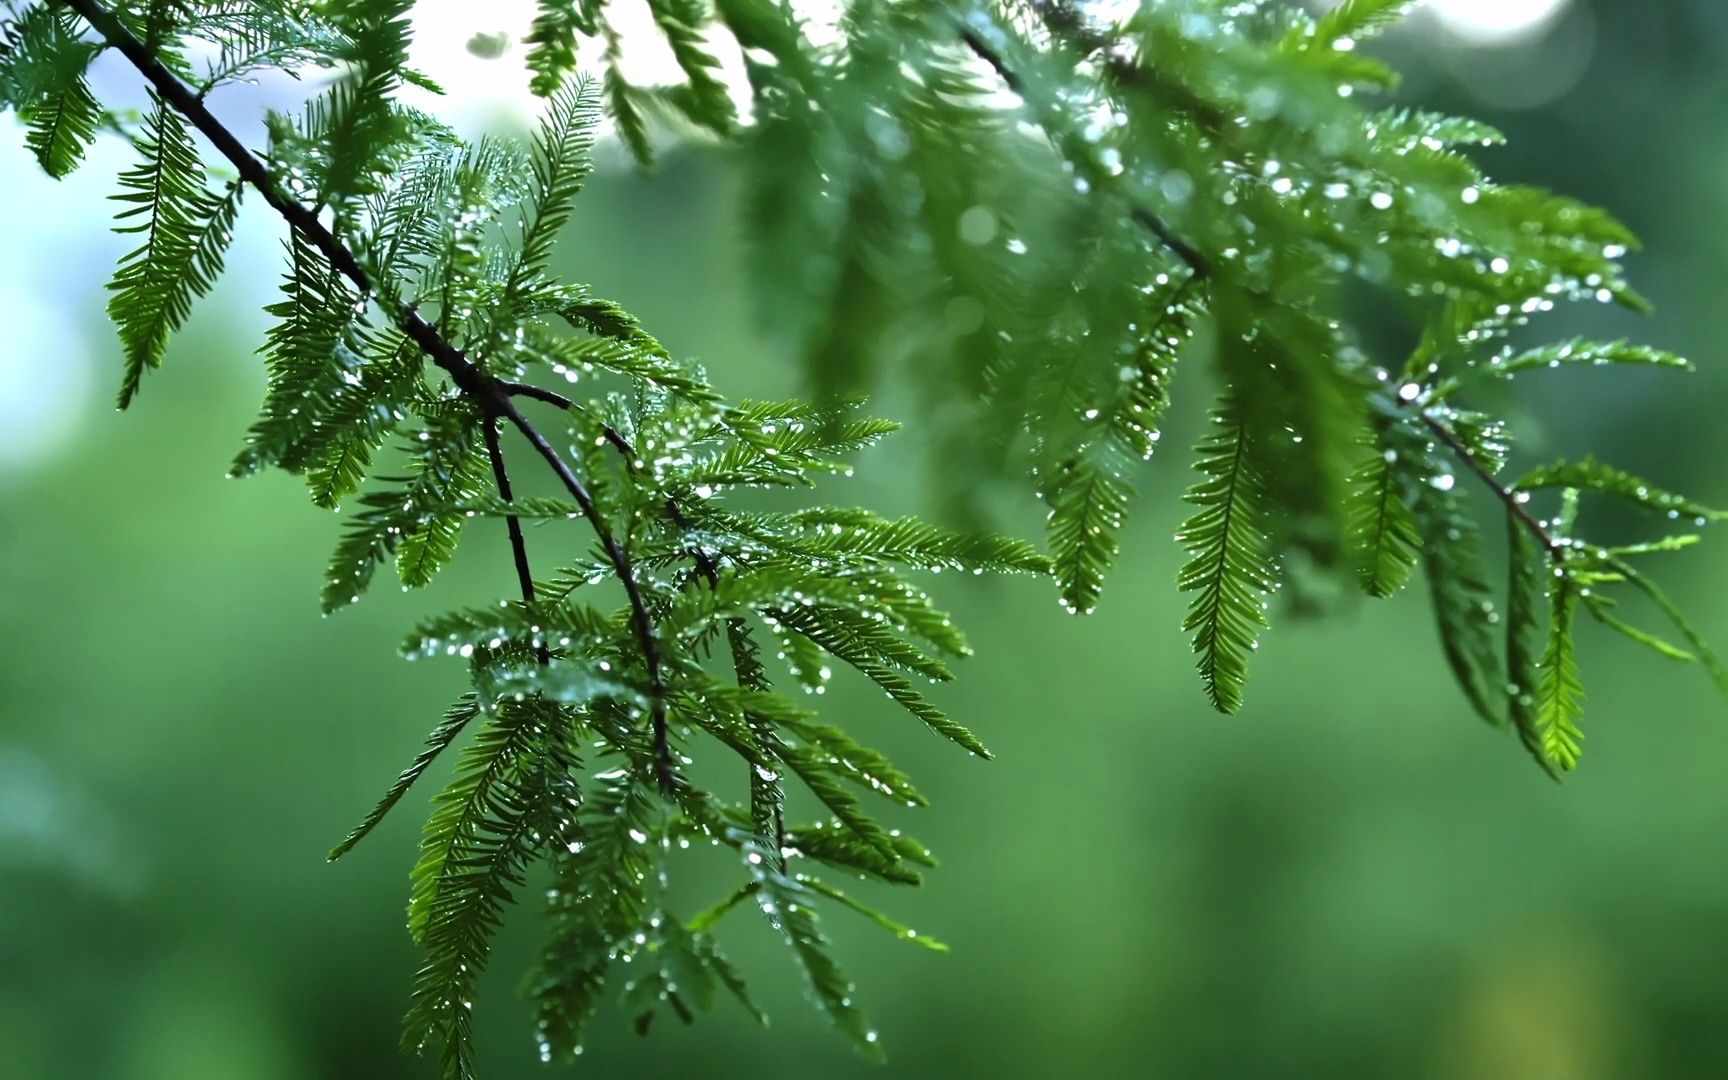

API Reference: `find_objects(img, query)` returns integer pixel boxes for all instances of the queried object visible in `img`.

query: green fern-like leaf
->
[646,0,735,135]
[530,766,657,1063]
[1177,395,1276,713]
[397,414,490,589]
[21,61,99,178]
[314,0,419,213]
[604,61,656,168]
[1040,281,1191,615]
[1505,516,1558,777]
[1608,557,1728,700]
[1536,575,1586,770]
[404,698,571,1077]
[1449,339,1691,393]
[712,507,1049,576]
[304,329,421,509]
[108,98,236,408]
[1310,0,1414,43]
[231,231,360,475]
[3,3,102,178]
[740,836,885,1061]
[1347,440,1420,599]
[511,75,601,289]
[1516,456,1724,523]
[525,0,601,97]
[1387,414,1507,727]
[797,876,947,952]
[329,694,482,860]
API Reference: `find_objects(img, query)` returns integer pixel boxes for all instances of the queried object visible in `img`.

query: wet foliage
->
[3,0,1724,1073]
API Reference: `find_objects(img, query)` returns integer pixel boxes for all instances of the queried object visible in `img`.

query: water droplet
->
[957,205,998,246]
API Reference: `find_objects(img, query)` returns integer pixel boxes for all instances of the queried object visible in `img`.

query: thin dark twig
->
[505,382,721,583]
[66,0,676,791]
[481,418,538,606]
[498,379,575,410]
[502,380,638,458]
[512,385,756,840]
[952,9,1211,279]
[481,417,553,668]
[1420,412,1563,556]
[1030,0,1234,129]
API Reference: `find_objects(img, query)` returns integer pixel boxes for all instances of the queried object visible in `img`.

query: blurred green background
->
[5,2,1728,1076]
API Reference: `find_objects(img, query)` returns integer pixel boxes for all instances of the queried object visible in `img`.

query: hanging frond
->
[1346,439,1421,599]
[1042,275,1194,615]
[108,98,236,408]
[604,60,655,167]
[328,694,482,860]
[1177,395,1277,713]
[740,836,885,1061]
[2,3,102,178]
[305,330,421,509]
[1403,422,1506,728]
[646,0,734,135]
[530,766,656,1063]
[230,231,360,475]
[313,0,420,213]
[511,75,602,288]
[1536,575,1586,770]
[396,413,490,588]
[405,698,574,1077]
[525,0,601,97]
[1505,517,1558,778]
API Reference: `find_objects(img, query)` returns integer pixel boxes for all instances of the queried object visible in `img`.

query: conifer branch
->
[63,0,675,790]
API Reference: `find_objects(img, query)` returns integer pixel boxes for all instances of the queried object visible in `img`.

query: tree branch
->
[66,0,676,790]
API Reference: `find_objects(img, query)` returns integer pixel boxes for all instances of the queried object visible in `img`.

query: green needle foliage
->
[1177,396,1274,713]
[5,0,1727,1071]
[3,0,1043,1070]
[108,97,238,407]
[521,0,1726,732]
